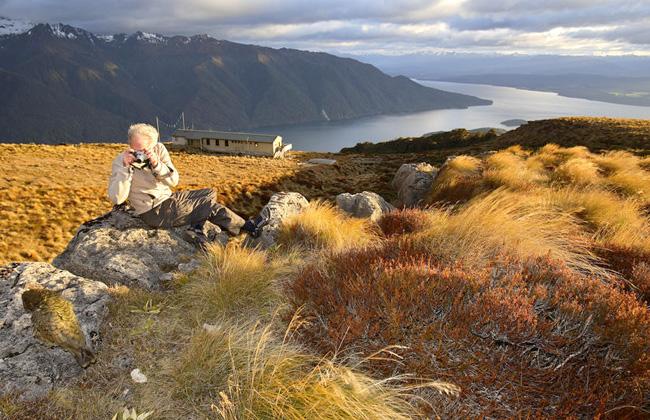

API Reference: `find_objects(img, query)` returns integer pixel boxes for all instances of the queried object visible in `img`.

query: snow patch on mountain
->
[133,31,166,44]
[49,23,78,39]
[0,16,34,36]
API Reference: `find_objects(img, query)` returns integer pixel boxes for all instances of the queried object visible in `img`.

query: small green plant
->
[111,407,153,420]
[129,299,162,314]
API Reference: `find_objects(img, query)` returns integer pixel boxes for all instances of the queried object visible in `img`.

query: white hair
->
[127,123,159,147]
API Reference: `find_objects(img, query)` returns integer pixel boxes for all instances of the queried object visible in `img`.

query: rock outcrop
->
[53,207,227,289]
[336,191,394,221]
[0,262,111,400]
[243,192,309,249]
[392,163,438,207]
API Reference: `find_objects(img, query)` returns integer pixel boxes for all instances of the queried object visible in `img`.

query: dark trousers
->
[138,188,245,235]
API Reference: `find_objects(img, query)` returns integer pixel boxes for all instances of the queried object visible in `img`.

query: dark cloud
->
[0,0,648,54]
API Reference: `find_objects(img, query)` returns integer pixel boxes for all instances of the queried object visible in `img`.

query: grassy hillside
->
[2,117,650,418]
[496,117,650,152]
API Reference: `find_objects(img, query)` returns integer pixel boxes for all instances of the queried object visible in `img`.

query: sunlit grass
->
[278,200,379,252]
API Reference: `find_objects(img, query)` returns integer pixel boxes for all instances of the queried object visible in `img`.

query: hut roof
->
[172,129,279,143]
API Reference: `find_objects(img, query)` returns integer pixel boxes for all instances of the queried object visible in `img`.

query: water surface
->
[251,80,650,152]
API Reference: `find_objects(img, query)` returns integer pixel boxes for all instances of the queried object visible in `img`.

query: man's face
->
[129,133,152,151]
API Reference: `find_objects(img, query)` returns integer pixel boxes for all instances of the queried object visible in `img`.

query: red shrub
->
[596,245,650,302]
[377,208,434,237]
[288,240,650,418]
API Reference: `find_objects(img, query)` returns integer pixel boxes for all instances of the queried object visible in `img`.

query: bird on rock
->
[21,288,96,368]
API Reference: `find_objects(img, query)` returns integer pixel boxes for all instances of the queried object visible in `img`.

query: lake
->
[251,80,650,152]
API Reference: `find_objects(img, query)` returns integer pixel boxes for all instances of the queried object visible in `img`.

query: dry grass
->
[176,243,295,322]
[483,150,546,190]
[168,320,422,420]
[426,155,483,203]
[277,200,379,252]
[425,144,650,262]
[543,188,650,252]
[552,157,601,186]
[415,189,601,275]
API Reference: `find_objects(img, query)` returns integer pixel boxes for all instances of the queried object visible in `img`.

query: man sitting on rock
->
[108,123,255,245]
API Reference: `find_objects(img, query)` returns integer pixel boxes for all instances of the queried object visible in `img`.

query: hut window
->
[216,139,219,146]
[225,140,229,147]
[206,139,211,145]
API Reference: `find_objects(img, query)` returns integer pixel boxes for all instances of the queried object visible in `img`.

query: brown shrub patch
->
[288,241,650,417]
[377,208,436,237]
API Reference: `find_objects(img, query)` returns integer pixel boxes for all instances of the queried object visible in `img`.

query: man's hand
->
[144,147,159,168]
[122,148,135,167]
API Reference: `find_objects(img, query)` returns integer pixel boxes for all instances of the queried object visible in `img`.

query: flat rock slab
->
[53,208,226,289]
[306,158,337,165]
[0,262,111,400]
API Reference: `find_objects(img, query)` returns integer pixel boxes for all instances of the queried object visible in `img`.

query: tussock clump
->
[278,200,378,252]
[427,155,483,204]
[640,155,650,171]
[483,151,546,190]
[169,320,420,420]
[593,150,641,174]
[553,157,601,186]
[178,244,291,321]
[415,189,601,275]
[289,245,650,418]
[606,169,650,202]
[543,188,650,251]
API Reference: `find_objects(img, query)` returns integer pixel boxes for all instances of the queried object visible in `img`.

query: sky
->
[1,0,650,56]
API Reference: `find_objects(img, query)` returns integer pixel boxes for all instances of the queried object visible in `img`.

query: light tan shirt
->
[107,142,180,215]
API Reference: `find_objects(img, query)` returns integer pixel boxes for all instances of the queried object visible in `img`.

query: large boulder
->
[53,207,227,289]
[0,262,111,400]
[336,191,394,221]
[392,163,438,207]
[243,192,309,249]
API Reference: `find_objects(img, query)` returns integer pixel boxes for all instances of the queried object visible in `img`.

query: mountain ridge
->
[0,19,491,143]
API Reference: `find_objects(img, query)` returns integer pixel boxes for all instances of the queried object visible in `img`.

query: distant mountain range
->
[0,18,490,143]
[352,52,650,107]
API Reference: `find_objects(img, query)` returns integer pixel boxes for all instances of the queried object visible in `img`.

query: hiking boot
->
[241,214,269,238]
[183,227,210,250]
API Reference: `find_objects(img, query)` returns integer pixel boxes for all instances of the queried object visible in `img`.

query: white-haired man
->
[108,123,253,244]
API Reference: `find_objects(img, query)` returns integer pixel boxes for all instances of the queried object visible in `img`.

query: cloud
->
[0,0,649,55]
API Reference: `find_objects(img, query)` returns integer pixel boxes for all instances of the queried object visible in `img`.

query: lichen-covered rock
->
[243,192,309,249]
[0,262,111,400]
[336,191,394,221]
[53,208,227,289]
[392,163,438,207]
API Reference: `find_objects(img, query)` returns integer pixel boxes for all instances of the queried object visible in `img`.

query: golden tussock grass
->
[552,157,601,186]
[426,144,650,261]
[166,320,426,420]
[415,189,601,275]
[277,200,379,252]
[542,188,650,252]
[177,243,296,321]
[426,155,483,203]
[483,150,546,190]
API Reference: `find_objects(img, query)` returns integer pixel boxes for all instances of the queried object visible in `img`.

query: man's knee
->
[206,188,218,203]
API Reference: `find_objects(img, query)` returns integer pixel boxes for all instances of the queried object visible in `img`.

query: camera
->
[131,150,150,169]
